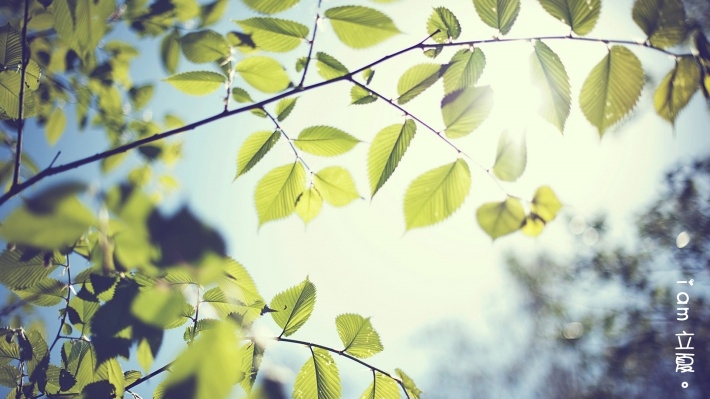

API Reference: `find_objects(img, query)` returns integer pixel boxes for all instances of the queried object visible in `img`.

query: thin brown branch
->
[297,0,323,88]
[124,362,172,390]
[264,109,311,172]
[12,0,31,187]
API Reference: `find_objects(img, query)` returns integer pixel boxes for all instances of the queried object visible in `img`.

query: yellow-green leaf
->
[243,0,299,14]
[473,0,521,35]
[443,48,486,95]
[368,119,416,197]
[293,126,360,156]
[395,369,422,399]
[359,372,399,399]
[13,278,66,307]
[476,197,526,239]
[441,86,494,138]
[531,185,562,222]
[199,0,228,27]
[180,30,229,63]
[232,87,254,103]
[161,30,181,74]
[45,107,66,146]
[397,63,444,104]
[325,6,400,49]
[538,0,601,35]
[275,97,299,121]
[313,167,361,206]
[336,314,383,358]
[270,279,316,337]
[404,159,471,230]
[427,7,461,43]
[531,40,571,132]
[254,162,306,225]
[295,188,322,224]
[350,85,378,105]
[316,52,349,80]
[632,0,686,48]
[492,130,526,182]
[236,17,308,52]
[293,348,341,399]
[521,214,546,237]
[130,286,186,328]
[235,56,291,93]
[163,71,225,96]
[579,46,644,137]
[653,56,700,124]
[50,0,115,58]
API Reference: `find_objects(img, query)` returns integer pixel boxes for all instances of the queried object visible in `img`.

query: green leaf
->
[492,130,526,182]
[161,30,181,74]
[293,126,360,156]
[293,348,340,399]
[335,314,383,358]
[236,130,281,178]
[476,197,526,239]
[164,71,225,96]
[243,0,299,14]
[473,0,521,35]
[180,30,230,63]
[13,279,66,307]
[531,185,562,222]
[183,319,218,342]
[350,85,378,105]
[129,85,155,111]
[136,338,154,372]
[238,341,264,393]
[162,320,242,399]
[219,258,264,305]
[202,287,262,324]
[49,0,115,58]
[316,52,349,80]
[579,46,644,137]
[45,107,66,146]
[314,167,361,207]
[254,162,306,225]
[275,97,299,121]
[270,279,316,337]
[325,6,400,49]
[395,369,422,399]
[0,183,96,250]
[96,357,124,398]
[232,87,254,103]
[295,188,323,224]
[397,63,444,104]
[441,86,494,138]
[368,119,416,197]
[68,295,100,334]
[363,68,375,85]
[404,159,471,230]
[653,56,700,124]
[632,0,686,48]
[359,372,399,399]
[236,18,309,52]
[235,56,291,93]
[521,213,546,237]
[530,40,571,132]
[537,0,601,35]
[424,46,444,59]
[427,7,461,43]
[0,70,38,119]
[443,48,486,95]
[131,286,186,328]
[200,0,228,27]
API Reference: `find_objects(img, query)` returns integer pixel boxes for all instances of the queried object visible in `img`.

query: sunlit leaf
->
[492,130,526,182]
[537,0,601,35]
[293,126,360,156]
[45,107,66,146]
[653,56,700,124]
[336,314,383,358]
[395,368,422,399]
[238,340,264,392]
[350,85,378,105]
[473,0,521,35]
[243,0,299,14]
[202,287,262,324]
[579,46,644,137]
[131,286,186,328]
[427,7,461,43]
[232,87,254,103]
[161,30,181,74]
[236,18,309,52]
[136,338,154,373]
[164,71,225,96]
[129,85,154,111]
[397,63,444,104]
[443,48,486,95]
[359,372,399,399]
[325,6,400,49]
[235,56,291,93]
[50,0,115,58]
[531,185,562,222]
[521,213,546,237]
[200,0,228,27]
[476,197,526,239]
[441,86,494,138]
[363,68,375,84]
[180,30,229,63]
[0,70,38,119]
[293,348,340,399]
[632,0,686,48]
[404,159,471,230]
[254,162,306,225]
[530,40,571,132]
[183,319,218,342]
[276,97,299,121]
[368,119,416,197]
[13,279,66,307]
[314,167,361,206]
[296,188,323,224]
[270,278,316,337]
[316,52,349,80]
[219,258,264,305]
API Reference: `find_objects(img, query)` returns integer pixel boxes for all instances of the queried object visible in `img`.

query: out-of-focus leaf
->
[441,86,494,138]
[243,0,299,14]
[295,188,322,224]
[164,71,225,96]
[632,0,686,48]
[653,56,700,124]
[492,130,526,182]
[325,6,400,48]
[235,17,308,52]
[530,40,571,132]
[180,30,230,63]
[476,197,526,239]
[235,56,291,93]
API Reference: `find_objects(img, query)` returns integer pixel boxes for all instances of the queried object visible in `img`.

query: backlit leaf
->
[395,369,422,399]
[238,341,264,392]
[538,0,601,35]
[530,40,571,132]
[363,68,375,84]
[368,119,416,197]
[473,0,521,35]
[202,287,262,324]
[579,46,644,137]
[314,167,361,206]
[350,85,378,105]
[235,56,291,93]
[13,279,66,307]
[632,0,686,48]
[180,30,229,63]
[404,159,471,230]
[359,372,399,399]
[270,279,316,337]
[521,214,546,237]
[653,56,700,124]
[441,86,494,138]
[397,63,444,104]
[219,258,264,306]
[161,30,181,74]
[236,18,308,52]
[255,162,306,225]
[476,197,526,239]
[232,87,253,103]
[243,0,299,14]
[531,185,562,222]
[294,126,360,156]
[336,314,383,358]
[131,286,186,328]
[200,0,228,27]
[443,48,486,95]
[316,52,349,80]
[325,6,400,49]
[492,130,526,182]
[50,0,115,58]
[45,107,66,146]
[276,97,299,121]
[293,348,340,399]
[296,188,323,224]
[427,7,461,43]
[0,70,38,119]
[164,71,225,96]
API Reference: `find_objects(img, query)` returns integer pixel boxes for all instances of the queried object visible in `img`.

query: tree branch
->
[297,0,323,88]
[264,109,311,172]
[12,0,31,187]
[124,362,172,390]
[49,260,71,353]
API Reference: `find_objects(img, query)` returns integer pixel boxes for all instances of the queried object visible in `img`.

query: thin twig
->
[12,0,31,187]
[297,0,323,88]
[124,362,172,390]
[49,260,71,353]
[264,109,310,172]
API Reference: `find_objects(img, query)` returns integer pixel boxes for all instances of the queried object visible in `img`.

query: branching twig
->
[49,259,71,353]
[264,109,311,172]
[12,0,31,187]
[297,0,323,88]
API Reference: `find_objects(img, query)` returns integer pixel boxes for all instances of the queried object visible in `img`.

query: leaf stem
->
[264,110,310,172]
[12,0,31,188]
